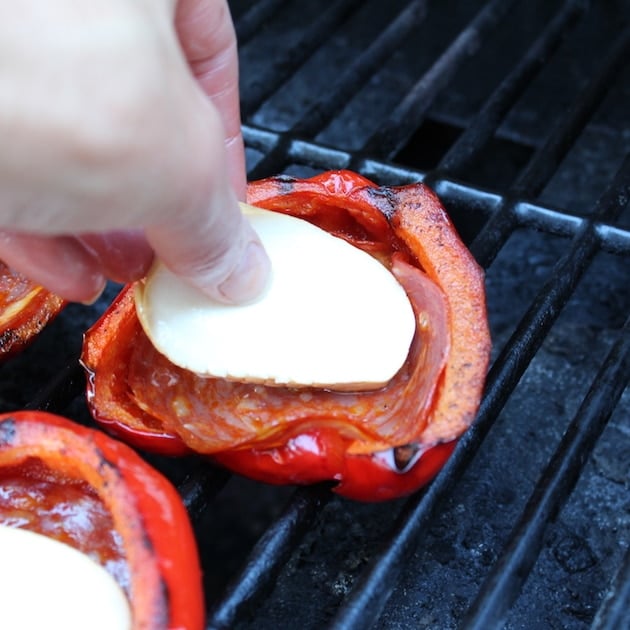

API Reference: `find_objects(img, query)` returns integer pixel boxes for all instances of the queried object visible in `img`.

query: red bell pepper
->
[81,170,491,501]
[0,410,204,630]
[0,262,65,359]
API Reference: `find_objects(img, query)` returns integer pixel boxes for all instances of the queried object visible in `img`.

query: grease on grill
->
[393,443,421,471]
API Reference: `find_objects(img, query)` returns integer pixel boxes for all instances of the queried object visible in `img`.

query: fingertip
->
[216,237,271,304]
[78,281,108,305]
[0,232,109,303]
[147,188,272,305]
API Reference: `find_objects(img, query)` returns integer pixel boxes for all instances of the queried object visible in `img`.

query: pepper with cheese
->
[82,170,491,501]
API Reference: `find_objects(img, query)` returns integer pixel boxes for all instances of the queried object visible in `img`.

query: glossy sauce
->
[0,459,130,593]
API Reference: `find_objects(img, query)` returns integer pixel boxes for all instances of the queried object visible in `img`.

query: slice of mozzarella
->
[135,203,416,391]
[0,525,132,630]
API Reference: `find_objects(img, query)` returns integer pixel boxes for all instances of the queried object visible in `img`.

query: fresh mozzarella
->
[0,525,132,630]
[135,203,416,390]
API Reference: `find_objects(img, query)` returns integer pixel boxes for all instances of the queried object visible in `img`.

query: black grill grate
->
[216,1,630,627]
[1,1,627,629]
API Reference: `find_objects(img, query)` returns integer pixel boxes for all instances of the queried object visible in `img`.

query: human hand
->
[0,0,269,303]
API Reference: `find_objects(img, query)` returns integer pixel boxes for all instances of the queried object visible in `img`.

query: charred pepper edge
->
[0,285,65,359]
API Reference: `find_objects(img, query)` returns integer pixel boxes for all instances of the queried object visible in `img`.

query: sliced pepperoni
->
[126,256,449,454]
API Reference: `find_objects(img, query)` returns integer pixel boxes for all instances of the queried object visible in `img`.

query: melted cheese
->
[0,525,132,630]
[135,203,416,390]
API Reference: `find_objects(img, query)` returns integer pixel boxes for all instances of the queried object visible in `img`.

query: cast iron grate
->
[2,1,627,629]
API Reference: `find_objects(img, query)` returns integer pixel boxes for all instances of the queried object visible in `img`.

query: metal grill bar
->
[328,146,630,630]
[291,1,427,138]
[239,0,364,117]
[510,30,630,199]
[246,126,351,178]
[245,123,630,258]
[595,223,630,257]
[248,0,428,179]
[591,545,630,630]
[179,465,231,519]
[462,313,630,628]
[361,0,517,160]
[206,485,330,629]
[437,0,585,176]
[513,201,583,237]
[470,27,630,268]
[234,0,289,45]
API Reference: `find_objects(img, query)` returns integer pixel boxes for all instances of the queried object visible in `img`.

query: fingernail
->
[218,240,271,304]
[79,277,107,306]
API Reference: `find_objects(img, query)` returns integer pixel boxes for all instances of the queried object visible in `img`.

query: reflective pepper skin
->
[0,263,65,359]
[82,170,491,502]
[0,411,204,630]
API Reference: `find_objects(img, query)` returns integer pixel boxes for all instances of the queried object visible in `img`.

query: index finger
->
[175,0,246,199]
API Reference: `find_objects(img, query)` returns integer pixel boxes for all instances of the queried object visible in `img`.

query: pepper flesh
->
[0,411,204,630]
[0,262,65,359]
[82,170,491,501]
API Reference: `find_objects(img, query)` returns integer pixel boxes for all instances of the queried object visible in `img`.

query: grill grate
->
[1,1,627,629]
[463,310,630,629]
[215,1,630,627]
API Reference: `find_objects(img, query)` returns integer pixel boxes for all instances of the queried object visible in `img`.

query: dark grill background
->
[1,1,628,628]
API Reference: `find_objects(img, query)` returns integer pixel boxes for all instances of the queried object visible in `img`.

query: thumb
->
[148,0,270,303]
[145,183,270,304]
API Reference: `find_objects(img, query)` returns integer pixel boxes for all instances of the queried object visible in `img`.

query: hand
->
[0,0,269,303]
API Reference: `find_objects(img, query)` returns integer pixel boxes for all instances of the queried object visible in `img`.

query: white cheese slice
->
[0,525,132,630]
[135,203,416,390]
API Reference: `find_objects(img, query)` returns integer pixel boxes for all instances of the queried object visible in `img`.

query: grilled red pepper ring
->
[0,262,65,359]
[0,411,204,630]
[82,170,491,501]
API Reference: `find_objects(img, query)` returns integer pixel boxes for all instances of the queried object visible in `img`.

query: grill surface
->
[1,1,628,629]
